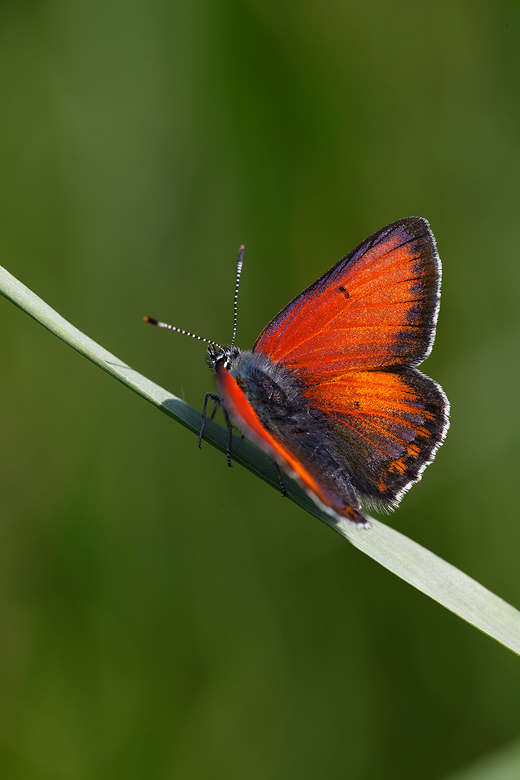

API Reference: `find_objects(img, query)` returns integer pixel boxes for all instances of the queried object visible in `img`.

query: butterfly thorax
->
[208,345,304,428]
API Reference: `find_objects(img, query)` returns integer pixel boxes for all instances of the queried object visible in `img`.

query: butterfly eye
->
[337,285,350,299]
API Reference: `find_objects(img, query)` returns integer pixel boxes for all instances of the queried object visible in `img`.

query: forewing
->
[253,218,441,377]
[302,366,449,505]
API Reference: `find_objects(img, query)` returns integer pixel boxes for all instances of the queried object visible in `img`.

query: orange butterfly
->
[148,218,449,527]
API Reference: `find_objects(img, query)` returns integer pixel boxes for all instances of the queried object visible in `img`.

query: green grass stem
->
[2,263,519,655]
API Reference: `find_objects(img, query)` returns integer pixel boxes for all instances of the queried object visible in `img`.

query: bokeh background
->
[1,1,520,778]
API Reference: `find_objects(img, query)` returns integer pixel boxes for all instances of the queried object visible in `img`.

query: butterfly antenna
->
[143,317,224,351]
[231,245,244,347]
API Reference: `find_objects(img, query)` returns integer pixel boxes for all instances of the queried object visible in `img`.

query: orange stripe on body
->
[215,364,361,521]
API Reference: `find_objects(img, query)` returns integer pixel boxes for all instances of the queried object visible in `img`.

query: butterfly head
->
[207,343,240,372]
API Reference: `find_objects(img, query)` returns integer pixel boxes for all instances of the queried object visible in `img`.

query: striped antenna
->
[143,317,224,351]
[231,245,245,347]
[144,245,245,350]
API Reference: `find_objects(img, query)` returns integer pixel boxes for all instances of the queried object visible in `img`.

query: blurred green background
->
[1,1,520,778]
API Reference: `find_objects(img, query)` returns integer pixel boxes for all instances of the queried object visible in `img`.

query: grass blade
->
[1,264,519,655]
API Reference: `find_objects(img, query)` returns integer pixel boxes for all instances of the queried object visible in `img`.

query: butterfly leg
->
[199,392,233,468]
[199,392,220,448]
[221,406,234,467]
[272,460,287,497]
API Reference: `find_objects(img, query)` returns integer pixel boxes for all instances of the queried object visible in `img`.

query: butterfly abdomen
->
[216,349,364,519]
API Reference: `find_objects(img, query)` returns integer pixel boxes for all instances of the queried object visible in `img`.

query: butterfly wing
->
[253,217,449,508]
[254,217,440,377]
[301,366,448,505]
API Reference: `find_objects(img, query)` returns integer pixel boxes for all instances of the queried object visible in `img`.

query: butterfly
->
[146,217,449,527]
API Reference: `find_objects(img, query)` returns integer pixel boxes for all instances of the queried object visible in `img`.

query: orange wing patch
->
[302,366,446,504]
[254,219,439,376]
